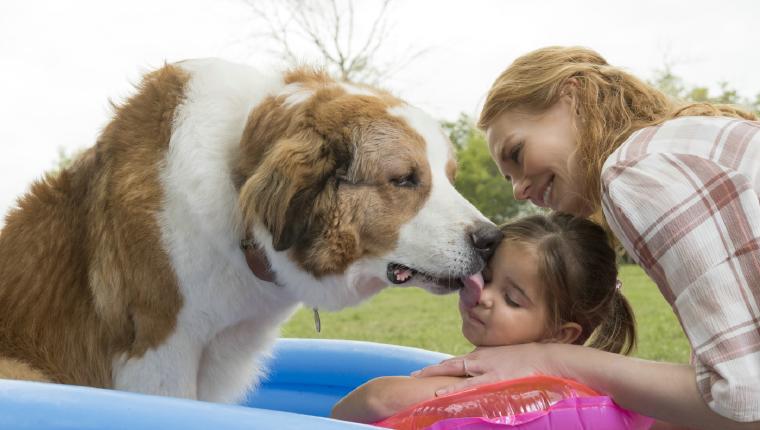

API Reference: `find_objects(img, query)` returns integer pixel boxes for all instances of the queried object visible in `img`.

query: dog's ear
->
[239,130,343,251]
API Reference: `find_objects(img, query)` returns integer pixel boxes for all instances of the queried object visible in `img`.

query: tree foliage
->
[51,146,85,175]
[442,114,537,224]
[649,66,760,115]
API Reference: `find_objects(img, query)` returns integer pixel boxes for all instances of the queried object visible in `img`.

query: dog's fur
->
[0,59,498,402]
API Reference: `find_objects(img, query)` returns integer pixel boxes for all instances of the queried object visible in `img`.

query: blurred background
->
[3,0,756,361]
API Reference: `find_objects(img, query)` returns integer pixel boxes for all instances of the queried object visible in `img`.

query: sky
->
[1,0,759,222]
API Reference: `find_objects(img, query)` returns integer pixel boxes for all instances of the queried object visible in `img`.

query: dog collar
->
[240,238,277,284]
[240,238,321,333]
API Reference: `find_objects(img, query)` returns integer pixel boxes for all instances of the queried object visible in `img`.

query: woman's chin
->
[555,197,593,217]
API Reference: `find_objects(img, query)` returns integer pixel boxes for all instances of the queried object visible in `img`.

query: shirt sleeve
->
[601,152,760,422]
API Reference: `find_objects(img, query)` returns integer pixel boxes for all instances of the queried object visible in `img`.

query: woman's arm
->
[601,147,760,424]
[415,343,758,430]
[331,375,464,423]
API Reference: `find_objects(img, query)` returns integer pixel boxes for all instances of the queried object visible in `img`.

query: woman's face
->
[486,97,592,216]
[459,241,550,347]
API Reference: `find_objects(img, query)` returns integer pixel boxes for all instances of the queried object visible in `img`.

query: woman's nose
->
[512,177,530,200]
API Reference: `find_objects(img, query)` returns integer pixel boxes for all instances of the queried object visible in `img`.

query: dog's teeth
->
[395,268,413,282]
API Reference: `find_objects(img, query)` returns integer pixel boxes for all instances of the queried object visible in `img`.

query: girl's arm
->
[415,343,758,430]
[331,375,464,423]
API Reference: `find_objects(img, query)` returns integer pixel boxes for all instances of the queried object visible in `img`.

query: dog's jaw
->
[250,225,390,311]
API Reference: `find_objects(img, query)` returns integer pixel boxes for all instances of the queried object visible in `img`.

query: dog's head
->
[235,69,501,310]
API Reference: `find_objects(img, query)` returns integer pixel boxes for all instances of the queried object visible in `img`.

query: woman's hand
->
[417,343,758,430]
[412,343,558,396]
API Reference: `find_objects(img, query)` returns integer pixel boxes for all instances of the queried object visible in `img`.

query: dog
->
[0,58,500,403]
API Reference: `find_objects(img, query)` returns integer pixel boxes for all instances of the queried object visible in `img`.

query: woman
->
[414,46,760,429]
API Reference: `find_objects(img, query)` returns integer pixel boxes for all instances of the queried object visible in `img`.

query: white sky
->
[1,0,759,222]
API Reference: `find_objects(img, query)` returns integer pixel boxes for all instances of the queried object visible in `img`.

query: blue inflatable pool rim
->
[0,339,451,429]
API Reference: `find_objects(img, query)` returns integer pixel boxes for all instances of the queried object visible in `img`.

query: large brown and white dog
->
[0,59,500,403]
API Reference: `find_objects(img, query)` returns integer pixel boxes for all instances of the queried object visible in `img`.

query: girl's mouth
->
[465,309,485,326]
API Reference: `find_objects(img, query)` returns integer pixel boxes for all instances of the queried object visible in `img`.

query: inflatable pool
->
[0,338,651,429]
[0,338,449,429]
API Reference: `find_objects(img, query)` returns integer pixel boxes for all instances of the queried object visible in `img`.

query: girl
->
[332,213,635,424]
[415,46,760,429]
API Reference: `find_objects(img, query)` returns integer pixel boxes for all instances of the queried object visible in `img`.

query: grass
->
[617,265,691,362]
[282,264,691,363]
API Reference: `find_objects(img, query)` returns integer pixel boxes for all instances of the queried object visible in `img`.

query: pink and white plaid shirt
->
[601,116,760,422]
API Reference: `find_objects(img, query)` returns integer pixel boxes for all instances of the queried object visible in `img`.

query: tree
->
[51,146,85,176]
[649,66,760,115]
[442,114,537,224]
[241,0,427,84]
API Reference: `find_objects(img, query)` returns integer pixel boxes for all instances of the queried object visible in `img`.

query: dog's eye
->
[390,172,418,188]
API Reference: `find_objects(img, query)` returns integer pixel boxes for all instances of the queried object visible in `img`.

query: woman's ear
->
[551,322,582,344]
[560,79,580,117]
[562,78,580,93]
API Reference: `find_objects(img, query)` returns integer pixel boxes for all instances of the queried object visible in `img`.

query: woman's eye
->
[509,142,524,164]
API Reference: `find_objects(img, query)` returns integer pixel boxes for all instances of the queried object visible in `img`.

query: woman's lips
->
[529,177,554,208]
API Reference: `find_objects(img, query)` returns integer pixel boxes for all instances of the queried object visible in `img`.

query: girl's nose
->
[478,285,494,308]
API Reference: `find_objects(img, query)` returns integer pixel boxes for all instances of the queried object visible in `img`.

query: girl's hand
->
[412,343,557,396]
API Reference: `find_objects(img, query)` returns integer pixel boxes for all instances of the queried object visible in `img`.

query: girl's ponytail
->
[586,286,637,355]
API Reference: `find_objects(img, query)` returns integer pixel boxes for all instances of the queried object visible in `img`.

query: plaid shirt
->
[601,116,760,422]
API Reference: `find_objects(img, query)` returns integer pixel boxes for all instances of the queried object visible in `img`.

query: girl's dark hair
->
[500,213,636,355]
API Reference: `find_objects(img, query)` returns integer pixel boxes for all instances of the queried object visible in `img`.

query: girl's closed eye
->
[504,290,521,307]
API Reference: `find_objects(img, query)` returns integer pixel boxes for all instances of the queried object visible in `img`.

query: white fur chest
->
[111,59,300,402]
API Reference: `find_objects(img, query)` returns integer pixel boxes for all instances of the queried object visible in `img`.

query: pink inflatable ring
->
[374,375,653,430]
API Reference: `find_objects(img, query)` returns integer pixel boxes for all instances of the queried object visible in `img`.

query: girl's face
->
[459,240,550,347]
[486,97,592,216]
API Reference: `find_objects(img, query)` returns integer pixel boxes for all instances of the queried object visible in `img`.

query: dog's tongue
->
[459,272,484,308]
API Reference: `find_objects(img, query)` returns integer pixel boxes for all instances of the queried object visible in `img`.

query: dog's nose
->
[469,222,503,260]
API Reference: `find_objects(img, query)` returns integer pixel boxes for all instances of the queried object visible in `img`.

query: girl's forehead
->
[498,237,538,255]
[493,240,540,278]
[497,238,548,283]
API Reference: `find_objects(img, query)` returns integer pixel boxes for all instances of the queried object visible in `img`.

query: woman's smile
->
[546,177,554,205]
[534,176,554,208]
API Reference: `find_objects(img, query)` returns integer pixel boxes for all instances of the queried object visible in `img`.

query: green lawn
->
[282,264,690,363]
